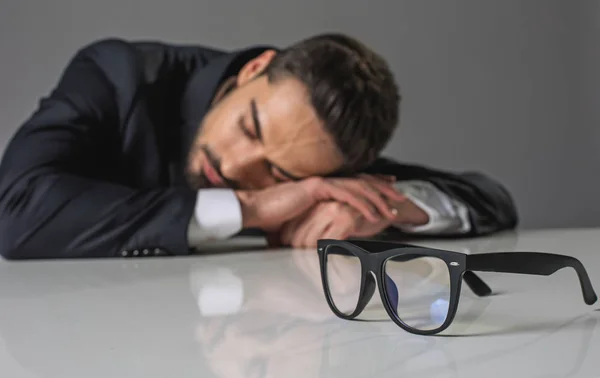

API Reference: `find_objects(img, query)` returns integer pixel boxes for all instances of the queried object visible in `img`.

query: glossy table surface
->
[1,228,599,378]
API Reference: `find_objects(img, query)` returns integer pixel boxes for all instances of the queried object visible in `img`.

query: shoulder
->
[70,37,230,69]
[66,38,194,98]
[54,39,144,101]
[69,38,142,84]
[70,38,227,84]
[75,38,138,67]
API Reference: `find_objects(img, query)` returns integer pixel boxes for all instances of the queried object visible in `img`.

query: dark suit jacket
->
[0,39,518,260]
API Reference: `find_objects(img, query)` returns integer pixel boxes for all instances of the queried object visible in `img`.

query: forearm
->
[185,182,472,243]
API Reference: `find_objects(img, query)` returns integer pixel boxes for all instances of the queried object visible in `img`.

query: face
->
[185,50,344,190]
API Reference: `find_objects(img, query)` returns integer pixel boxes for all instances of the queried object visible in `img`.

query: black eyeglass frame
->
[317,239,598,336]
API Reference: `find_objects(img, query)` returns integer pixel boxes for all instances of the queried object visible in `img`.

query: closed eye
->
[265,162,287,183]
[238,117,256,139]
[271,165,301,182]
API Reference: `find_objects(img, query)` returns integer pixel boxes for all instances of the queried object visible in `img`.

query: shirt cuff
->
[187,189,243,246]
[392,180,471,235]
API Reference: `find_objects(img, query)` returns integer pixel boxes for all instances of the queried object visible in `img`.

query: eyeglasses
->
[316,239,598,336]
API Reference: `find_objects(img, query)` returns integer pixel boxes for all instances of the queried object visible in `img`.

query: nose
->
[219,145,273,189]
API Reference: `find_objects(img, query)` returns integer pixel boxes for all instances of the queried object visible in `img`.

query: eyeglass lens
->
[325,245,452,331]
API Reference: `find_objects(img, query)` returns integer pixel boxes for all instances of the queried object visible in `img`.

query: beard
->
[184,144,240,191]
[184,169,212,191]
[184,146,214,190]
[184,78,240,191]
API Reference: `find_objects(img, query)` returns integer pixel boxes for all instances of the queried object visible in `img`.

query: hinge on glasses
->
[449,262,460,266]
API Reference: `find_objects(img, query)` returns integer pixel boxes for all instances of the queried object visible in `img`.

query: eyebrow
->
[250,99,262,141]
[250,99,302,181]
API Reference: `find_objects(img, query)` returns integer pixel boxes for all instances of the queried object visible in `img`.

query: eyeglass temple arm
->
[462,271,492,297]
[466,252,598,305]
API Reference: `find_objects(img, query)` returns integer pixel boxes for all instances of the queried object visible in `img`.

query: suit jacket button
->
[133,250,139,256]
[154,248,162,255]
[121,251,129,257]
[143,249,150,256]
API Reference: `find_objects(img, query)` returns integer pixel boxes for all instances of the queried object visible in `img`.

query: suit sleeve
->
[0,43,197,259]
[363,157,519,236]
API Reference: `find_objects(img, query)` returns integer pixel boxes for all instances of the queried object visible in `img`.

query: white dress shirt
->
[187,181,471,246]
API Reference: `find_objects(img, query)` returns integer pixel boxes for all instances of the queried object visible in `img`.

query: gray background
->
[0,0,597,229]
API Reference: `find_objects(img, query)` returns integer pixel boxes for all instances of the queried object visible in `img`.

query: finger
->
[281,209,312,245]
[360,175,407,202]
[346,181,398,221]
[322,183,380,222]
[289,206,324,247]
[320,222,352,241]
[371,183,407,205]
[310,179,385,222]
[317,210,356,241]
[303,216,335,248]
[280,220,296,245]
[291,218,313,248]
[360,173,396,183]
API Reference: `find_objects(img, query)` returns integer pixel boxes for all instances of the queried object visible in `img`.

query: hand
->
[279,194,431,248]
[279,201,393,248]
[235,175,405,232]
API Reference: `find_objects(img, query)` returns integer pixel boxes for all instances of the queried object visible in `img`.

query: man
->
[0,33,517,260]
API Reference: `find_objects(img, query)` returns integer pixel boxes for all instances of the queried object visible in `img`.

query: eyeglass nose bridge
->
[353,262,400,318]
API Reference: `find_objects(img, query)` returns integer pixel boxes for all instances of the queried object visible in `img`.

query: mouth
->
[201,154,225,187]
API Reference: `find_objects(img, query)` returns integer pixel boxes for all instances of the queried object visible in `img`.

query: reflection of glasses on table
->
[317,239,598,336]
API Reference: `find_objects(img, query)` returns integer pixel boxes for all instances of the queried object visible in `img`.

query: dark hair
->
[264,33,400,172]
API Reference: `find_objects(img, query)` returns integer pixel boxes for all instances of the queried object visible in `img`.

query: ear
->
[236,49,277,86]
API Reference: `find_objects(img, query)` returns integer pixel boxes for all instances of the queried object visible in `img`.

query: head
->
[186,33,400,190]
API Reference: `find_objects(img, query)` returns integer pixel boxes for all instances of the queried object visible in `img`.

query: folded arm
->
[187,166,519,246]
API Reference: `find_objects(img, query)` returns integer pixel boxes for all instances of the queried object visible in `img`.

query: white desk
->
[1,228,599,378]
